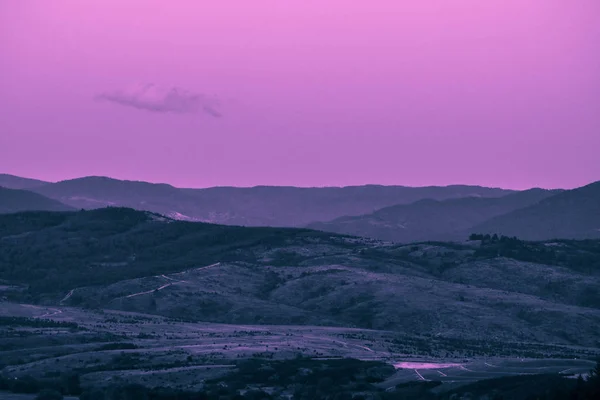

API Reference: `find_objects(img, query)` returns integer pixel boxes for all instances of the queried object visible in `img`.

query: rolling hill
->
[179,184,514,226]
[307,188,560,243]
[1,208,599,348]
[30,176,199,216]
[469,181,600,240]
[0,173,49,190]
[25,174,514,226]
[0,186,73,214]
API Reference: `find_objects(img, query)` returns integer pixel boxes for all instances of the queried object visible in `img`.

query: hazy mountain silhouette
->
[0,174,49,190]
[0,186,73,213]
[31,176,196,212]
[307,188,561,243]
[21,174,513,226]
[468,181,600,240]
[7,173,599,242]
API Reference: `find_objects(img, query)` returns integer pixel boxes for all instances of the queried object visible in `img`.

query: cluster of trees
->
[469,234,600,273]
[79,359,600,400]
[469,233,520,243]
[0,359,598,400]
[0,316,79,329]
[78,384,268,400]
[0,373,81,398]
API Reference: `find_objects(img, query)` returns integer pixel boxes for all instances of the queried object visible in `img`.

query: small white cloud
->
[95,83,222,117]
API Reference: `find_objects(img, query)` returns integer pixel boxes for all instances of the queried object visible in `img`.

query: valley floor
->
[1,302,598,395]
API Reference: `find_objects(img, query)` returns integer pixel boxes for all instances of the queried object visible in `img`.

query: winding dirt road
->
[22,304,63,318]
[60,289,75,304]
[123,262,222,299]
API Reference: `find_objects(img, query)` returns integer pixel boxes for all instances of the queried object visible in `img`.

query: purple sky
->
[1,1,599,189]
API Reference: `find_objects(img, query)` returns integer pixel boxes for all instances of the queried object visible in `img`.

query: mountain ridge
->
[307,188,562,243]
[468,180,600,240]
[0,186,74,214]
[11,174,514,226]
[0,173,49,190]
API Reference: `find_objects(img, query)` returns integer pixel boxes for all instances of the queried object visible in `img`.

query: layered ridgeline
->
[0,174,512,226]
[307,188,561,243]
[469,181,600,240]
[0,173,49,190]
[2,174,598,241]
[1,208,599,347]
[309,181,600,242]
[0,186,73,213]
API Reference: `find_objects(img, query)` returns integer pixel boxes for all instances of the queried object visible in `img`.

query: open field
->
[1,303,598,394]
[60,260,600,349]
[383,358,595,389]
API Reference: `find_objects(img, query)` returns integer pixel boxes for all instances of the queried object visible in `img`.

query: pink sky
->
[1,0,598,189]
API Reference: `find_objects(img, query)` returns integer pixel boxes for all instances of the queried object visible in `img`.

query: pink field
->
[393,362,463,370]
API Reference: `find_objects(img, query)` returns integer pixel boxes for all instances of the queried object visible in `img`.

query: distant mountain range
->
[310,182,600,241]
[0,173,598,241]
[306,188,562,242]
[0,173,49,190]
[469,181,600,240]
[0,174,512,226]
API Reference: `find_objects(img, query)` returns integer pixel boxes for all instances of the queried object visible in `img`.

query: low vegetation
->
[0,208,599,399]
[1,358,598,399]
[0,208,352,295]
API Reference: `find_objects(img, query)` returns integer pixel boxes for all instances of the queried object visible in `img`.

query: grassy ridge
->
[0,208,355,294]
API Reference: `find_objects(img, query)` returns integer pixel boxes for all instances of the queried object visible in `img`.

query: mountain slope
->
[29,175,514,226]
[307,188,560,243]
[180,184,514,226]
[30,176,199,218]
[0,187,73,213]
[78,259,600,346]
[0,208,599,348]
[0,207,360,293]
[0,174,49,190]
[469,181,600,240]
